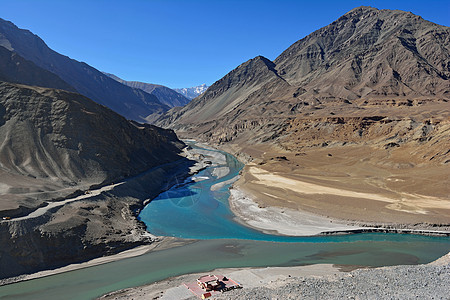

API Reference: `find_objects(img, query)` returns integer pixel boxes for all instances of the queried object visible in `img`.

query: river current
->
[0,143,448,300]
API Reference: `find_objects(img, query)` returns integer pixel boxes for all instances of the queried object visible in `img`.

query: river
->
[0,143,448,300]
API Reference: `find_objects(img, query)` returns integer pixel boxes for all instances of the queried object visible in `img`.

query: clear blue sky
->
[0,0,448,88]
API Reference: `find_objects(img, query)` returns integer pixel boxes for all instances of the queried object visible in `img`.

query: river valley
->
[0,143,449,300]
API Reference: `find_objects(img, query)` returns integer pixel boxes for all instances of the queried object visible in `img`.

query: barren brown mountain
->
[0,81,184,215]
[0,81,190,278]
[157,7,450,226]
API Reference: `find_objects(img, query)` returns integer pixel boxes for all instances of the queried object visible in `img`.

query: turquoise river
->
[0,143,449,300]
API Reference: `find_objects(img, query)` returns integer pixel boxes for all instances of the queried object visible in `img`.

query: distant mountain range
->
[0,18,169,123]
[0,17,211,123]
[174,84,209,99]
[104,73,191,108]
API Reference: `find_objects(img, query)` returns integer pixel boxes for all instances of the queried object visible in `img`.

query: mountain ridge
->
[0,45,76,92]
[103,72,191,109]
[154,6,450,228]
[0,18,168,122]
[156,6,450,156]
[273,6,449,96]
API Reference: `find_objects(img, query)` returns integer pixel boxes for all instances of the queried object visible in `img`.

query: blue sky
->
[0,0,449,88]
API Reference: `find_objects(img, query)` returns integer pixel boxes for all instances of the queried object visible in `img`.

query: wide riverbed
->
[0,143,449,300]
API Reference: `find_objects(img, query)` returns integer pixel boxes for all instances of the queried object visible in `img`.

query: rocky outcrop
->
[0,81,182,190]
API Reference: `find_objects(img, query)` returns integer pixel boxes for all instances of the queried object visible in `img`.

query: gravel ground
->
[214,254,450,300]
[100,254,450,300]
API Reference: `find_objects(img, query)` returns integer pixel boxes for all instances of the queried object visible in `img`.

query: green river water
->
[0,144,448,300]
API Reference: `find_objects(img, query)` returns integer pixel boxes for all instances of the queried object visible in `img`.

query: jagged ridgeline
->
[156,6,449,164]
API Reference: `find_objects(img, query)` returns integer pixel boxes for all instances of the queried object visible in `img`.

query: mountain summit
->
[156,7,449,162]
[274,6,449,98]
[174,84,209,99]
[155,6,449,229]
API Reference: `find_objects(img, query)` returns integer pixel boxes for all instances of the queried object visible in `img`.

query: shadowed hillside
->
[0,81,184,216]
[0,46,75,92]
[0,18,169,122]
[0,81,191,279]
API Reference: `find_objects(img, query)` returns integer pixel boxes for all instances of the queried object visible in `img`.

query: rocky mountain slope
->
[0,80,184,216]
[104,72,190,108]
[0,18,168,122]
[174,84,209,99]
[0,81,190,279]
[156,6,449,226]
[156,7,449,164]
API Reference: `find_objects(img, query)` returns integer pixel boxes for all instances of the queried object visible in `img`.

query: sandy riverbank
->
[227,141,450,230]
[229,187,370,236]
[229,185,450,236]
[181,142,229,174]
[186,141,449,235]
